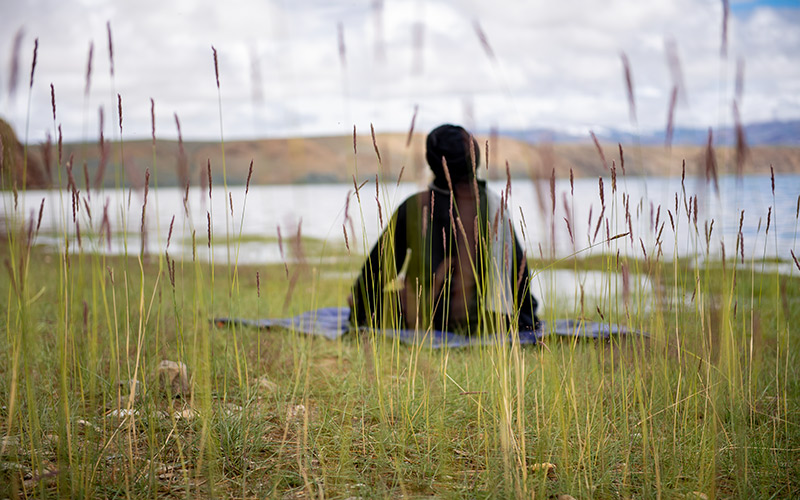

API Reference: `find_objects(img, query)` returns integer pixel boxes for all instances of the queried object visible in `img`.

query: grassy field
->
[0,195,798,498]
[1,32,798,499]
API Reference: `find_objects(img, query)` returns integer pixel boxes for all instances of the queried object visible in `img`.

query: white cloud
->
[0,0,797,143]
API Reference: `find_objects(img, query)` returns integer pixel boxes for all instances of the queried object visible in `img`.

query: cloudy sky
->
[1,0,799,143]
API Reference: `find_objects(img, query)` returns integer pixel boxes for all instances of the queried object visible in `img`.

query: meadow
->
[1,39,799,500]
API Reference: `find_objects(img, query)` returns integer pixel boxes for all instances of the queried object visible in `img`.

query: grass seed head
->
[117,93,123,133]
[167,215,175,249]
[106,21,114,76]
[212,46,220,89]
[36,198,45,233]
[84,41,94,96]
[472,20,496,60]
[766,206,771,235]
[29,38,38,89]
[371,123,382,166]
[50,83,56,121]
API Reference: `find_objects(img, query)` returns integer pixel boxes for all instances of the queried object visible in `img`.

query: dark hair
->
[425,124,480,187]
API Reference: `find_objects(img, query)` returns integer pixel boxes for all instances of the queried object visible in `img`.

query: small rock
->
[1,436,20,455]
[76,419,102,433]
[531,462,558,481]
[221,403,243,416]
[556,495,577,500]
[158,360,190,397]
[1,460,31,475]
[107,408,139,419]
[174,407,197,421]
[287,404,306,422]
[686,492,708,500]
[256,376,278,393]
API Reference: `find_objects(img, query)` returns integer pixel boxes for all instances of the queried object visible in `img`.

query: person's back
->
[350,124,539,334]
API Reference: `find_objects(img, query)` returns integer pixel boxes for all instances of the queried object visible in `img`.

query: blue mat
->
[214,307,640,348]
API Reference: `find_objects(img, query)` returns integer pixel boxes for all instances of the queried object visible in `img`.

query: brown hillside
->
[23,133,800,188]
[1,118,48,189]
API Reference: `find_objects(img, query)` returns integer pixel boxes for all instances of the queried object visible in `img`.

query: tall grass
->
[1,35,799,500]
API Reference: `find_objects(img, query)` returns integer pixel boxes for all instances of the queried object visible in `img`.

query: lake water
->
[4,174,796,309]
[5,174,796,264]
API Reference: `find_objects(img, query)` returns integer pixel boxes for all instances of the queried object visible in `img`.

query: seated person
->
[349,124,539,334]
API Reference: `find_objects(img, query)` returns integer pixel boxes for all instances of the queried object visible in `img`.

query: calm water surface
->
[6,174,796,263]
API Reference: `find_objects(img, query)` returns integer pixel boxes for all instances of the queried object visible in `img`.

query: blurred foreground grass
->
[1,239,798,499]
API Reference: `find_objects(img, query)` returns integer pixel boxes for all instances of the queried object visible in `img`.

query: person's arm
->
[349,203,408,327]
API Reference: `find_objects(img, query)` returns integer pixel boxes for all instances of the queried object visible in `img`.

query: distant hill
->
[498,120,800,147]
[21,133,797,188]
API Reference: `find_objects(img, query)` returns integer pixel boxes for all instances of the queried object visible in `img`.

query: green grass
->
[0,231,797,498]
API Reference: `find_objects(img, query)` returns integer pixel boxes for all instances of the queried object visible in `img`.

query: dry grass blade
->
[412,21,425,74]
[42,132,53,186]
[666,85,678,149]
[84,41,94,96]
[94,107,108,188]
[337,22,346,68]
[620,52,636,122]
[277,224,288,277]
[174,114,189,190]
[106,21,114,76]
[406,105,418,148]
[472,21,496,61]
[150,98,156,145]
[590,131,608,170]
[371,123,382,166]
[7,28,24,99]
[704,128,720,194]
[735,57,745,103]
[206,211,212,248]
[733,102,748,177]
[665,36,687,104]
[721,0,730,57]
[375,174,383,226]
